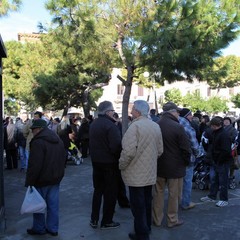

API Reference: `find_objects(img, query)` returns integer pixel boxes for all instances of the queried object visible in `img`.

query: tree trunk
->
[121,65,134,135]
[82,90,91,117]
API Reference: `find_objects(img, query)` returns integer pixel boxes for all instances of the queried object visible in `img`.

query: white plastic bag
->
[20,186,47,214]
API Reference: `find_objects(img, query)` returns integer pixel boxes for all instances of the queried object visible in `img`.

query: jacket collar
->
[98,114,117,123]
[161,112,179,122]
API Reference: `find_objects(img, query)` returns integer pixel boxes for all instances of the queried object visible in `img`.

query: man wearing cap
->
[89,101,122,230]
[25,119,66,236]
[152,101,191,228]
[179,108,199,210]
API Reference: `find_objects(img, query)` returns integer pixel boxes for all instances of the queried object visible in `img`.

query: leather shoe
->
[27,228,46,235]
[119,203,131,208]
[128,232,137,240]
[167,219,184,228]
[153,222,162,227]
[46,229,58,236]
[182,202,196,210]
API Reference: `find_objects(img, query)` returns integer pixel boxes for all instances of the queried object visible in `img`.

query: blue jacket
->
[179,117,199,165]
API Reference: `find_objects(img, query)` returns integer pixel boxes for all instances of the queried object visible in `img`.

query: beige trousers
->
[152,177,183,226]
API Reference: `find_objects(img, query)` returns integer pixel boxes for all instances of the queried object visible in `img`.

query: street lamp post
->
[0,35,7,235]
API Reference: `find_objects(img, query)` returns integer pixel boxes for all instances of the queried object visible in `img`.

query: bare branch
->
[117,74,126,84]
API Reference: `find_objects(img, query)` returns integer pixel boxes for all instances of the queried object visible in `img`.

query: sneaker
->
[100,221,120,230]
[182,202,196,210]
[216,201,228,207]
[128,232,137,240]
[200,196,216,202]
[90,220,98,229]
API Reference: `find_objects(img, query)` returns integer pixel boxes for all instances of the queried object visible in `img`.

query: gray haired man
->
[89,101,122,229]
[119,100,163,240]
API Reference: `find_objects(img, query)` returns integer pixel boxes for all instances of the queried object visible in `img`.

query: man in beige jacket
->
[119,100,163,240]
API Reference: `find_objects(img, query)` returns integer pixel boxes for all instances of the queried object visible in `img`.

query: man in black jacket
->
[25,119,66,236]
[89,101,122,230]
[201,117,232,207]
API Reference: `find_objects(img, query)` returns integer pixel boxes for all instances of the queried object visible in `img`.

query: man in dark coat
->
[89,101,122,230]
[78,118,90,158]
[25,119,66,236]
[152,102,191,228]
[201,116,232,207]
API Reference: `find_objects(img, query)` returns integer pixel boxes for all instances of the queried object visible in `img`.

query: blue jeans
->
[32,184,60,233]
[208,163,229,201]
[129,185,152,240]
[25,149,30,169]
[181,165,194,208]
[19,146,28,169]
[209,166,215,185]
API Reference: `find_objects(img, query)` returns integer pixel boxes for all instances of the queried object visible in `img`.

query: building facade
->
[98,68,240,117]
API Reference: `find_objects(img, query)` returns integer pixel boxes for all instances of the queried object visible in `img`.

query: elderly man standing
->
[119,100,163,240]
[152,102,191,228]
[25,119,66,236]
[179,108,199,210]
[89,101,122,230]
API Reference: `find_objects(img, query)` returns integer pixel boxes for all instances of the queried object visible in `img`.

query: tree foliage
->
[3,39,59,112]
[141,0,240,82]
[44,0,239,133]
[164,88,183,105]
[3,0,240,127]
[164,89,229,114]
[3,41,29,114]
[34,2,114,116]
[200,55,240,89]
[204,96,228,114]
[232,93,240,108]
[182,91,206,112]
[0,0,22,17]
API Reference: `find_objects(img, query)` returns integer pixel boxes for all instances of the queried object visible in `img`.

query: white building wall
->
[97,68,154,116]
[98,68,240,116]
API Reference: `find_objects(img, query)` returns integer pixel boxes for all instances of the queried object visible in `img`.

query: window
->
[138,86,144,96]
[229,88,234,95]
[207,87,211,97]
[117,84,124,95]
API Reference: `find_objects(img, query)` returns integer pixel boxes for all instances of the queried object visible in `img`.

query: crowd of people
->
[3,100,240,240]
[3,112,92,171]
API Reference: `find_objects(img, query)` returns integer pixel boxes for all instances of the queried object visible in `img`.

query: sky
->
[0,0,239,56]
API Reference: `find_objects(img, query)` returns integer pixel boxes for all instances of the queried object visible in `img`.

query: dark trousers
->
[81,140,89,158]
[129,185,152,240]
[5,149,18,169]
[209,162,229,201]
[117,170,129,207]
[91,163,118,225]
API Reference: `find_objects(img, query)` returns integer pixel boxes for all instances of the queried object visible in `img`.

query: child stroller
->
[192,156,210,190]
[68,141,83,165]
